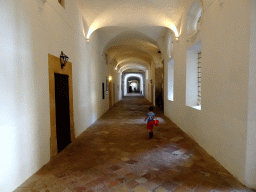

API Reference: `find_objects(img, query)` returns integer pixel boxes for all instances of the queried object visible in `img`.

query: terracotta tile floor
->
[14,97,255,192]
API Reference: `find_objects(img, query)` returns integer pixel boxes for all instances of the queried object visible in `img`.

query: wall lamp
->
[109,76,112,81]
[60,51,69,69]
[150,79,153,83]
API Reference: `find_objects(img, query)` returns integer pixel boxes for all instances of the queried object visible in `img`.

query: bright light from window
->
[168,60,174,101]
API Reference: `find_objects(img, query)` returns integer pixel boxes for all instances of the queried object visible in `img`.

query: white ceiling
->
[76,0,188,71]
[76,0,187,27]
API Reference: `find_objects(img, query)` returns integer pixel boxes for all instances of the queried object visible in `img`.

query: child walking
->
[145,106,156,139]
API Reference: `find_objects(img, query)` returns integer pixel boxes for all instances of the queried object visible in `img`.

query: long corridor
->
[14,97,253,192]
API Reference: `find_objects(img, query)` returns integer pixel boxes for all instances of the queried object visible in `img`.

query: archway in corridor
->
[127,77,140,93]
[123,73,144,96]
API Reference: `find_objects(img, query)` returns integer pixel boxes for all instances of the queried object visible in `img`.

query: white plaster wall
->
[145,68,152,101]
[73,30,109,137]
[164,0,252,186]
[118,72,122,101]
[164,34,177,119]
[145,79,150,101]
[108,61,120,106]
[146,73,152,102]
[0,1,50,191]
[245,0,256,188]
[112,72,118,105]
[147,61,156,104]
[0,0,109,191]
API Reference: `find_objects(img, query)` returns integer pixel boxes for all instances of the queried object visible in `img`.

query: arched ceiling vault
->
[76,0,188,72]
[116,57,150,66]
[103,30,159,53]
[103,30,162,71]
[118,63,149,73]
[76,0,188,38]
[110,50,153,66]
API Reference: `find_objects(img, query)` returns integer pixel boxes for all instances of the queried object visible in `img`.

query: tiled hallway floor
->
[14,97,254,192]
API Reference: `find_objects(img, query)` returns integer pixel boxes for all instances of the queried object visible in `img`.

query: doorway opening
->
[55,73,71,152]
[48,53,75,159]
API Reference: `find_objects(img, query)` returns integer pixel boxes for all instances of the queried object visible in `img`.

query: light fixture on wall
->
[60,51,69,69]
[150,79,153,83]
[109,76,112,81]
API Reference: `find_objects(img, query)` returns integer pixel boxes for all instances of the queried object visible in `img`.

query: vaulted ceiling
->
[76,0,189,72]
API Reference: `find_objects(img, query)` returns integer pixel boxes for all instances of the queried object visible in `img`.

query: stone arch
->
[123,73,144,95]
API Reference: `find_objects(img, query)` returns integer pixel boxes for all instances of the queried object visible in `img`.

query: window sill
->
[191,105,201,110]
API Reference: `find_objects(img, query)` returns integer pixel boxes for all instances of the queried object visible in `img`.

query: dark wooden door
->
[55,73,71,152]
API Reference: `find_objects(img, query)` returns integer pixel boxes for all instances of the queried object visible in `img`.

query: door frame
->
[48,54,75,159]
